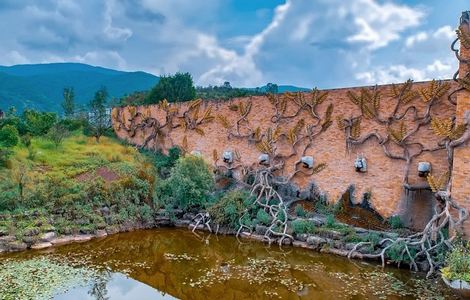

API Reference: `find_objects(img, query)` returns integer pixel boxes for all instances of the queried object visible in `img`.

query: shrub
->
[388,215,404,229]
[441,242,470,282]
[292,219,315,234]
[142,146,181,178]
[256,209,271,226]
[47,123,70,148]
[157,155,214,211]
[325,214,336,228]
[0,125,19,148]
[22,110,57,136]
[207,189,252,229]
[294,204,306,217]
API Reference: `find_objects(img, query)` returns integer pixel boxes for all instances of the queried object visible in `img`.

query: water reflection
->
[0,229,458,299]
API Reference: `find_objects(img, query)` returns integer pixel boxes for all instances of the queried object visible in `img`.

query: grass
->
[2,131,142,179]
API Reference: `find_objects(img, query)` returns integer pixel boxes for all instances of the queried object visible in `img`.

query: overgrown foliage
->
[156,155,214,211]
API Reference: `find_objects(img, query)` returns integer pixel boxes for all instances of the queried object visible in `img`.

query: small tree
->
[62,87,75,118]
[266,83,279,94]
[145,72,196,104]
[0,125,19,166]
[158,155,214,210]
[86,87,110,143]
[47,123,70,148]
[22,110,57,136]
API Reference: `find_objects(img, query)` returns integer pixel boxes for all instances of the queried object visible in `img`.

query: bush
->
[256,209,271,226]
[294,204,306,217]
[22,110,57,136]
[388,215,404,229]
[157,155,214,211]
[0,125,19,148]
[325,214,336,228]
[292,219,315,234]
[142,146,180,178]
[441,242,470,282]
[207,189,252,229]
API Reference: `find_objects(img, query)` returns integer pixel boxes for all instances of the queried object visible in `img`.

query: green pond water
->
[0,228,459,299]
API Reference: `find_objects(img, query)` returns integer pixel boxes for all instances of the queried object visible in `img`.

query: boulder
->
[306,236,327,249]
[255,225,268,235]
[95,230,108,238]
[24,228,40,236]
[39,232,56,243]
[7,241,28,251]
[31,242,52,250]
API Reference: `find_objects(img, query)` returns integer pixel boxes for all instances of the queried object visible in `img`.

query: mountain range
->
[0,63,309,113]
[0,63,160,113]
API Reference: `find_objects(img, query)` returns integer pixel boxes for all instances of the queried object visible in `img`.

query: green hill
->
[0,63,159,113]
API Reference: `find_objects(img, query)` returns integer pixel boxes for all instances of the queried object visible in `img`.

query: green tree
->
[0,125,19,148]
[158,155,214,210]
[86,87,110,143]
[0,125,19,166]
[62,87,75,117]
[22,110,57,136]
[145,72,196,104]
[266,83,279,94]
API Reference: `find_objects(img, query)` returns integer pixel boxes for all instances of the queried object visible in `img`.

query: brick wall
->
[451,19,470,235]
[113,81,459,223]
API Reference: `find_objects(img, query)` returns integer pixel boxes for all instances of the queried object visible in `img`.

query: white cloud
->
[3,51,30,65]
[405,32,428,48]
[405,25,455,48]
[198,1,290,86]
[73,51,128,69]
[346,0,424,50]
[355,59,455,84]
[104,0,132,42]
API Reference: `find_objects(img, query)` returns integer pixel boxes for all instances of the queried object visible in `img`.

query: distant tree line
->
[115,72,279,106]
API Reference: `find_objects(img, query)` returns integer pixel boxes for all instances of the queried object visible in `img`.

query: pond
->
[0,228,459,299]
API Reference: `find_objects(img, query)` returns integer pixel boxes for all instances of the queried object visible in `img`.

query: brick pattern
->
[114,81,458,220]
[451,23,470,236]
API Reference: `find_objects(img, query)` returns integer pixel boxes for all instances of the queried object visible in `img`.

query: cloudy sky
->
[0,0,468,88]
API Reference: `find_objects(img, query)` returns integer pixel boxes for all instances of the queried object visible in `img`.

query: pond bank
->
[1,208,425,273]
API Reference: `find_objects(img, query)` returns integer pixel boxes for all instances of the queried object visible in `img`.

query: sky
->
[0,0,468,88]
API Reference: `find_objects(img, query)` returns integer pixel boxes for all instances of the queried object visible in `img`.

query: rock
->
[24,228,40,236]
[255,225,268,235]
[306,236,327,249]
[73,235,93,242]
[106,226,120,235]
[295,233,309,242]
[22,236,35,245]
[182,213,196,221]
[51,236,75,245]
[100,207,110,215]
[39,232,56,243]
[79,227,95,234]
[317,229,344,240]
[31,242,52,250]
[281,238,292,245]
[7,241,28,251]
[174,219,191,227]
[0,235,16,244]
[155,216,171,226]
[95,230,107,238]
[345,243,357,250]
[308,216,325,226]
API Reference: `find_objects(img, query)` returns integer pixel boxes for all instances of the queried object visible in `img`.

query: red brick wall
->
[113,81,458,220]
[451,21,470,235]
